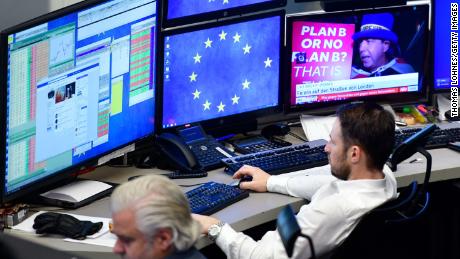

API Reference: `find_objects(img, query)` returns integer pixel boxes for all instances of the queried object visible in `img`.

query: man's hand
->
[192,214,220,234]
[233,165,270,192]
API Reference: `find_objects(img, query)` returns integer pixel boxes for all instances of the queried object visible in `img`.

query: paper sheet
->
[300,114,336,141]
[12,211,111,239]
[64,231,117,247]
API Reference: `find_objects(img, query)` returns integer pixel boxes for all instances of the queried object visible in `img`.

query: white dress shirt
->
[215,165,398,259]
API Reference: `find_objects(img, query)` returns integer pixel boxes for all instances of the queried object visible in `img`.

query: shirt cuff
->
[216,224,238,251]
[267,175,289,194]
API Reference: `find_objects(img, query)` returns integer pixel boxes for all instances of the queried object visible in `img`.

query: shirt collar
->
[333,166,395,193]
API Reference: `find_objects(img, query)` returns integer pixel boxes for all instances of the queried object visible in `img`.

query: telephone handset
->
[156,124,234,173]
[155,133,203,175]
[176,124,235,170]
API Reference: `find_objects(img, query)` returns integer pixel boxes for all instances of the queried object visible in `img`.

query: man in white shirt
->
[193,102,398,258]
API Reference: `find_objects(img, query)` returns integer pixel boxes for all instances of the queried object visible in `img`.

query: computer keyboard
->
[186,182,250,215]
[222,139,328,175]
[231,136,292,154]
[394,124,460,149]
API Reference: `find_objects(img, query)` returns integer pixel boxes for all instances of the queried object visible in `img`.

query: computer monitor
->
[286,4,429,113]
[163,0,286,27]
[432,0,452,92]
[0,0,158,204]
[159,11,284,133]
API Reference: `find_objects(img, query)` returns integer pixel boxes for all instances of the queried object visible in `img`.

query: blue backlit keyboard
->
[222,139,329,175]
[186,182,249,215]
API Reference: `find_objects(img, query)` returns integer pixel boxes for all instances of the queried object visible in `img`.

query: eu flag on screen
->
[167,0,274,19]
[162,16,280,127]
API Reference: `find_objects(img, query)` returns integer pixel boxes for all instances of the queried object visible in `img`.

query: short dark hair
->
[337,102,395,170]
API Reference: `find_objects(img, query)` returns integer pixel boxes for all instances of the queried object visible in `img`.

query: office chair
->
[277,205,316,259]
[330,181,430,259]
[383,124,433,223]
[331,125,435,258]
[375,180,430,223]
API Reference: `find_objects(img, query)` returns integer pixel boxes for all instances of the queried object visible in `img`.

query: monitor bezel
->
[284,4,430,114]
[431,0,450,94]
[157,10,286,135]
[162,0,286,28]
[0,0,160,204]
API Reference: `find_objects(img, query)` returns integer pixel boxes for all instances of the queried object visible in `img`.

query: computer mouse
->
[229,176,253,188]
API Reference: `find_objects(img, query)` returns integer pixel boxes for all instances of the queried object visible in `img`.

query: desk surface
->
[6,164,306,256]
[7,135,460,257]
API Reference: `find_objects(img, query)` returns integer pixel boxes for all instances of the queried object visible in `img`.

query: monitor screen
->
[1,0,157,203]
[286,4,429,112]
[163,0,286,27]
[433,0,453,92]
[161,12,283,129]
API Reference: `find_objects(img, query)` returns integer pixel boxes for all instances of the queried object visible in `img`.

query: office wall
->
[0,0,84,31]
[48,0,83,12]
[0,0,428,32]
[0,0,320,32]
[286,0,322,14]
[51,0,322,14]
[0,0,49,31]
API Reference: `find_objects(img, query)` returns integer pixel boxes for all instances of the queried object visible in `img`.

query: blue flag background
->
[167,0,275,20]
[162,16,280,128]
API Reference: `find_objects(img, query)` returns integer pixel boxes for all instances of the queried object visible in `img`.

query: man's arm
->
[193,191,349,259]
[192,214,296,259]
[235,165,336,199]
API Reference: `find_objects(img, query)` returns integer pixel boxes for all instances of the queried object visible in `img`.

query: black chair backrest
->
[277,205,301,257]
[331,181,431,259]
[277,205,316,258]
[376,181,430,223]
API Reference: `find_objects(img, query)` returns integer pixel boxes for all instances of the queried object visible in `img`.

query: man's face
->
[111,208,161,259]
[324,119,350,180]
[359,38,390,72]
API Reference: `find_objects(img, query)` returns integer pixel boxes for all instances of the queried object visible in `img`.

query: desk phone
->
[177,124,236,170]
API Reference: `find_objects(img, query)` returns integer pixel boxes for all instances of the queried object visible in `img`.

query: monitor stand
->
[203,117,258,137]
[107,153,132,167]
[36,180,114,209]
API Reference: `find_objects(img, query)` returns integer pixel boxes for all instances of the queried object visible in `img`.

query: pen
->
[395,121,407,126]
[409,158,422,163]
